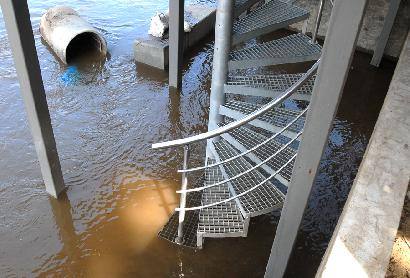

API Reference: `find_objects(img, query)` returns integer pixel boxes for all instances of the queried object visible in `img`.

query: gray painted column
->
[1,0,65,198]
[207,0,233,132]
[169,0,184,88]
[370,0,401,67]
[264,0,369,277]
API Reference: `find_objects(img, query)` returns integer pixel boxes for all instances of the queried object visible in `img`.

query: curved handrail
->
[152,60,319,150]
[177,130,302,193]
[178,107,308,173]
[175,152,297,212]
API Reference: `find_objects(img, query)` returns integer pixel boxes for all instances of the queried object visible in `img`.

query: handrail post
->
[176,144,190,244]
[311,0,325,44]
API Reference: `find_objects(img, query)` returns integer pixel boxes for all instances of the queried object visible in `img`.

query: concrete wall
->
[289,0,409,59]
[316,31,410,278]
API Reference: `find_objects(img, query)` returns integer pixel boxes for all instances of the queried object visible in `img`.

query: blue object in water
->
[61,65,80,85]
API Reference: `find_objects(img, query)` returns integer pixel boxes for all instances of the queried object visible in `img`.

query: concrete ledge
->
[134,4,216,70]
[316,31,410,278]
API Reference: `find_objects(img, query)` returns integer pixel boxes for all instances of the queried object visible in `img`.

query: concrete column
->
[316,31,410,278]
[1,0,65,198]
[370,0,401,67]
[207,0,233,132]
[169,0,184,89]
[264,0,369,277]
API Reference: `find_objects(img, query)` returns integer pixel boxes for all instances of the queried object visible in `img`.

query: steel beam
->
[264,0,369,277]
[169,0,184,88]
[1,0,65,198]
[370,0,401,67]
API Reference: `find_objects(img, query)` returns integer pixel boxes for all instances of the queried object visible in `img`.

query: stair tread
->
[198,160,245,235]
[227,124,297,182]
[226,73,316,98]
[234,0,261,17]
[213,140,284,216]
[233,0,309,42]
[221,100,306,134]
[229,33,321,69]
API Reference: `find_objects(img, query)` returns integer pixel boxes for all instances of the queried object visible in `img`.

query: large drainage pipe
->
[40,6,107,64]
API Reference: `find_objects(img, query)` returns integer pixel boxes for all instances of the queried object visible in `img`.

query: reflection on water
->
[0,0,396,276]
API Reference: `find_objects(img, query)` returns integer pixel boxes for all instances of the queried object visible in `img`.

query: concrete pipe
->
[40,6,107,64]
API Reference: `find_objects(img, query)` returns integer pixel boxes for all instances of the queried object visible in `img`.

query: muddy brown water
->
[0,1,396,277]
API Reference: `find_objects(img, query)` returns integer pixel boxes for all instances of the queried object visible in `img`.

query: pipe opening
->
[66,32,105,63]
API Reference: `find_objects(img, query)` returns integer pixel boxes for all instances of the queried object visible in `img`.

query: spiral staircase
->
[153,0,326,248]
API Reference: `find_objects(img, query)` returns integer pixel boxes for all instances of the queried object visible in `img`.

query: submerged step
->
[211,139,285,217]
[232,0,309,45]
[197,160,247,248]
[225,73,316,101]
[158,189,202,248]
[219,100,306,140]
[229,33,321,70]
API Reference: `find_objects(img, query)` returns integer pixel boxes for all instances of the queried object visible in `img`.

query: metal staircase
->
[153,0,330,249]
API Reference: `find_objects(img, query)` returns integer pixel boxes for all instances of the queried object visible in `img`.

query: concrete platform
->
[316,31,410,278]
[134,4,216,70]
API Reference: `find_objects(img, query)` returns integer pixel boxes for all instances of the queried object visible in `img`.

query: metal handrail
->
[178,107,308,174]
[311,0,334,44]
[152,60,319,150]
[177,129,303,193]
[175,152,297,211]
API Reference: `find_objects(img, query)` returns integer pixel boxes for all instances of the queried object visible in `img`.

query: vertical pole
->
[176,144,189,244]
[1,0,65,198]
[207,0,234,132]
[206,0,233,157]
[370,0,401,67]
[311,0,325,44]
[169,0,184,89]
[264,0,369,277]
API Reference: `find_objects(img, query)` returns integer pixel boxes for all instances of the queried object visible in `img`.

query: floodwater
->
[0,0,396,277]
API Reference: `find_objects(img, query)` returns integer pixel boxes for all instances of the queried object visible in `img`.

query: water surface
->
[0,1,396,277]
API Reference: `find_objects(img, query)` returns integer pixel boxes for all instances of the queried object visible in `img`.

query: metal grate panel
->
[228,125,296,181]
[223,100,306,133]
[233,0,309,42]
[198,160,245,235]
[213,140,284,216]
[158,181,202,248]
[229,33,321,69]
[227,73,316,96]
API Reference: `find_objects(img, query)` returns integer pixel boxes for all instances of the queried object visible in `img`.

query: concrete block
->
[134,4,216,69]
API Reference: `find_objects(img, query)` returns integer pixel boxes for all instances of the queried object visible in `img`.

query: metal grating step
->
[229,33,321,70]
[219,100,306,139]
[197,159,247,247]
[212,139,285,217]
[223,124,297,186]
[225,73,316,101]
[158,179,203,248]
[233,0,309,45]
[234,0,262,18]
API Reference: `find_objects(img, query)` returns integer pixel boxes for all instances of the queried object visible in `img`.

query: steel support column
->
[370,0,401,67]
[264,0,369,277]
[1,0,65,198]
[206,0,233,158]
[169,0,184,88]
[207,0,233,132]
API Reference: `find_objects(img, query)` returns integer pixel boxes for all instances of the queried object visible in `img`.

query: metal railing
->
[152,61,319,243]
[311,0,334,44]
